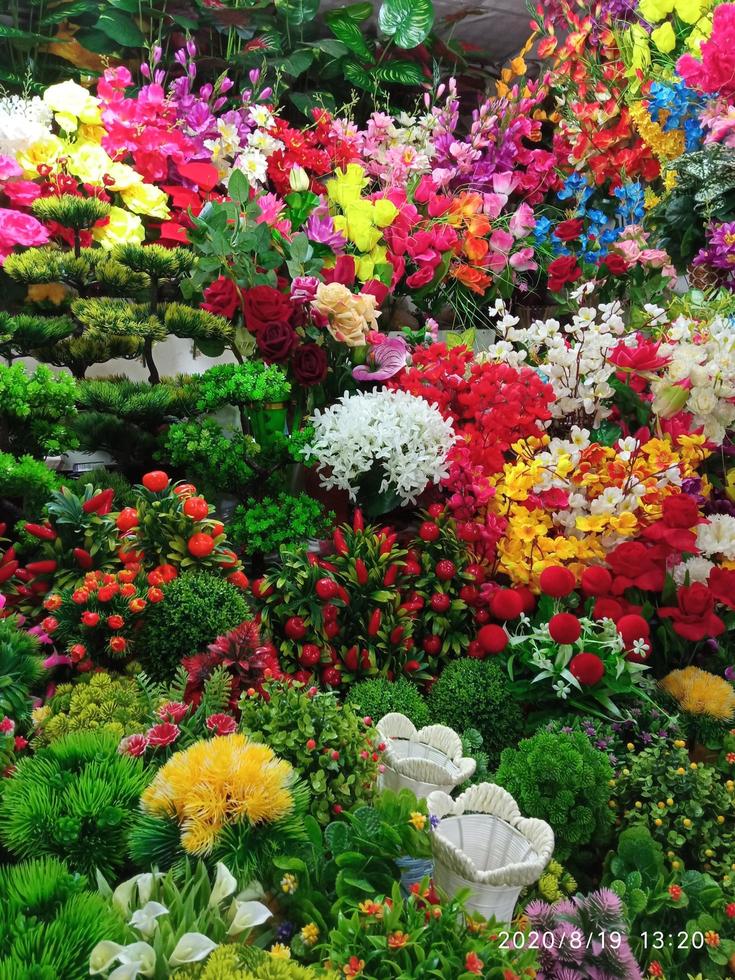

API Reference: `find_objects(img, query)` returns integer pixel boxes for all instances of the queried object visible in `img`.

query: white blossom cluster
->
[0,95,52,158]
[304,389,456,505]
[205,106,284,186]
[486,297,625,427]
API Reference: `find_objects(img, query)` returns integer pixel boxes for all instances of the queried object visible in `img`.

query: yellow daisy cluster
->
[326,164,397,281]
[661,667,735,722]
[490,436,707,588]
[15,80,169,249]
[140,733,295,856]
[629,100,685,163]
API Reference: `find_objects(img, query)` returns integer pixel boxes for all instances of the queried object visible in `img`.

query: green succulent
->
[34,671,148,745]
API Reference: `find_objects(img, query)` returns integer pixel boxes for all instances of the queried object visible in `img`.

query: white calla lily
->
[129,901,169,938]
[89,940,124,974]
[236,879,265,902]
[209,862,237,907]
[118,942,156,976]
[168,933,217,965]
[227,900,273,936]
[95,869,113,899]
[112,875,142,916]
[134,873,158,907]
[107,964,143,980]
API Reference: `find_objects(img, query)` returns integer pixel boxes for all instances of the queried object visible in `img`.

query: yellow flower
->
[17,134,64,177]
[67,143,115,185]
[27,283,68,306]
[280,873,298,894]
[43,79,101,129]
[409,811,427,831]
[92,206,145,249]
[660,667,735,721]
[140,733,296,856]
[651,22,677,53]
[300,923,319,946]
[639,0,703,24]
[372,198,398,228]
[120,182,170,219]
[326,163,369,208]
[269,944,291,960]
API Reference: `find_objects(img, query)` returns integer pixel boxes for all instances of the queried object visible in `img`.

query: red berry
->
[427,503,445,517]
[292,670,311,684]
[252,577,274,598]
[477,624,508,655]
[539,565,576,598]
[459,585,479,605]
[332,804,343,814]
[430,593,451,613]
[188,532,215,558]
[617,614,650,648]
[581,566,613,596]
[322,666,342,686]
[324,620,340,639]
[435,559,456,581]
[211,521,225,538]
[228,571,249,590]
[548,613,582,645]
[142,470,169,492]
[315,578,338,601]
[465,563,486,584]
[569,652,605,686]
[285,616,307,640]
[299,644,322,667]
[418,521,440,542]
[467,639,486,659]
[404,659,421,672]
[115,507,139,532]
[331,750,340,761]
[306,738,317,750]
[322,603,338,622]
[183,496,209,521]
[474,608,490,624]
[593,597,623,622]
[490,589,524,621]
[404,560,422,576]
[422,635,442,656]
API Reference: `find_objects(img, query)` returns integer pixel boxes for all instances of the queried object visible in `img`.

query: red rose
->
[242,285,293,333]
[146,721,181,748]
[202,277,242,319]
[602,253,629,276]
[292,343,328,386]
[607,541,665,593]
[659,583,725,642]
[547,255,582,292]
[257,320,298,362]
[206,713,238,735]
[553,218,584,242]
[708,566,735,609]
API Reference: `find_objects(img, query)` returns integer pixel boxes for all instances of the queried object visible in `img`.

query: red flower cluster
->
[659,584,725,642]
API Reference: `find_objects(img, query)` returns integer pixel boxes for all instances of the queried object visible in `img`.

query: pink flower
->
[3,181,42,207]
[509,202,536,238]
[156,700,189,723]
[482,192,505,219]
[14,736,28,751]
[0,209,49,259]
[405,266,435,288]
[206,713,238,735]
[509,247,538,272]
[488,228,514,254]
[146,722,180,748]
[0,717,15,734]
[119,733,149,757]
[353,336,408,382]
[492,171,518,198]
[0,156,22,181]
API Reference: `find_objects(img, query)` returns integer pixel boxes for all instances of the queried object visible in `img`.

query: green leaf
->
[325,9,374,60]
[195,338,226,358]
[228,169,251,207]
[378,0,434,48]
[373,59,425,85]
[280,48,316,77]
[275,0,320,24]
[343,61,374,91]
[0,24,57,42]
[325,821,352,855]
[74,28,120,54]
[309,38,349,57]
[341,1,374,20]
[95,9,145,46]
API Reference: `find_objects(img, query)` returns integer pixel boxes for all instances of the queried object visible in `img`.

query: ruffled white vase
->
[377,713,476,800]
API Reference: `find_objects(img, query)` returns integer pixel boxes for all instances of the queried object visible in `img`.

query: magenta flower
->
[353,336,408,382]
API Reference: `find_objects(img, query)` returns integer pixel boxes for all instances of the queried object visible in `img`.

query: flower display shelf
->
[426,783,554,923]
[377,713,476,799]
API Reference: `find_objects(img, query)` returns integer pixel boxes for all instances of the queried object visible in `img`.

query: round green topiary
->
[138,571,251,681]
[427,658,523,768]
[347,676,430,729]
[494,730,614,861]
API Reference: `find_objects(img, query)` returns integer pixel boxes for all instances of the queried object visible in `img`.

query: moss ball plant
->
[494,730,614,862]
[347,676,430,729]
[427,658,523,768]
[0,731,149,878]
[138,571,251,681]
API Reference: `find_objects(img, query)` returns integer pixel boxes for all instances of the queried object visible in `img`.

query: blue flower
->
[558,172,589,201]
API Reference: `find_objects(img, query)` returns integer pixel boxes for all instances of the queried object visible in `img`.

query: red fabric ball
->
[490,589,524,621]
[581,566,613,596]
[548,612,582,644]
[593,598,623,622]
[539,565,576,597]
[569,652,605,686]
[516,586,536,613]
[617,613,650,648]
[477,624,508,655]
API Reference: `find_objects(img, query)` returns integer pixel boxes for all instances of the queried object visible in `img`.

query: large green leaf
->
[374,59,425,84]
[0,24,57,42]
[95,8,145,46]
[41,1,99,26]
[275,0,320,24]
[280,48,315,77]
[325,9,373,60]
[343,61,374,91]
[342,1,374,20]
[378,0,434,48]
[75,28,120,53]
[289,90,337,116]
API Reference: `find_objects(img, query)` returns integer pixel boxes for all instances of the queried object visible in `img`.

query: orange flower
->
[464,236,489,263]
[465,952,484,974]
[357,900,384,919]
[343,956,365,978]
[452,264,492,295]
[466,213,491,237]
[387,931,409,949]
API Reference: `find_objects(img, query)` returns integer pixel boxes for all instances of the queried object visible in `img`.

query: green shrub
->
[138,571,251,681]
[34,671,148,745]
[195,362,291,412]
[230,493,333,557]
[0,615,46,722]
[0,731,149,877]
[347,676,430,729]
[160,419,260,499]
[0,857,125,980]
[428,658,523,768]
[0,362,78,457]
[0,452,61,513]
[494,730,614,861]
[240,683,379,825]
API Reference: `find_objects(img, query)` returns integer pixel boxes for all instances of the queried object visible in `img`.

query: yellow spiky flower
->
[660,667,735,722]
[140,734,295,856]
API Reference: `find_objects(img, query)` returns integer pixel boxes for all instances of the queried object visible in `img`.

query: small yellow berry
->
[683,818,692,828]
[666,798,674,806]
[608,779,616,787]
[608,800,617,808]
[690,763,698,770]
[626,742,634,751]
[654,818,663,827]
[677,767,686,775]
[717,815,725,824]
[672,860,681,870]
[635,801,642,809]
[705,849,714,857]
[657,801,666,809]
[674,739,686,748]
[622,768,630,776]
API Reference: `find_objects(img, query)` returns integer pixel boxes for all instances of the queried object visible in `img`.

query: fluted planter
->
[377,713,476,800]
[427,783,554,923]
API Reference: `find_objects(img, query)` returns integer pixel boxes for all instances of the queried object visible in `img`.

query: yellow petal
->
[651,21,677,53]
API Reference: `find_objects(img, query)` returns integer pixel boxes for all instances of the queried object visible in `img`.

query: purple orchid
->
[353,337,408,382]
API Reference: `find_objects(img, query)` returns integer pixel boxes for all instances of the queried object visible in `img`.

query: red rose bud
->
[353,508,364,532]
[69,643,87,662]
[581,566,612,596]
[383,563,399,587]
[0,561,18,583]
[368,608,382,637]
[333,528,349,555]
[41,616,58,633]
[109,636,128,654]
[355,558,369,585]
[24,523,56,541]
[107,614,124,630]
[73,548,93,570]
[82,489,114,514]
[81,611,100,626]
[26,560,57,576]
[147,587,164,603]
